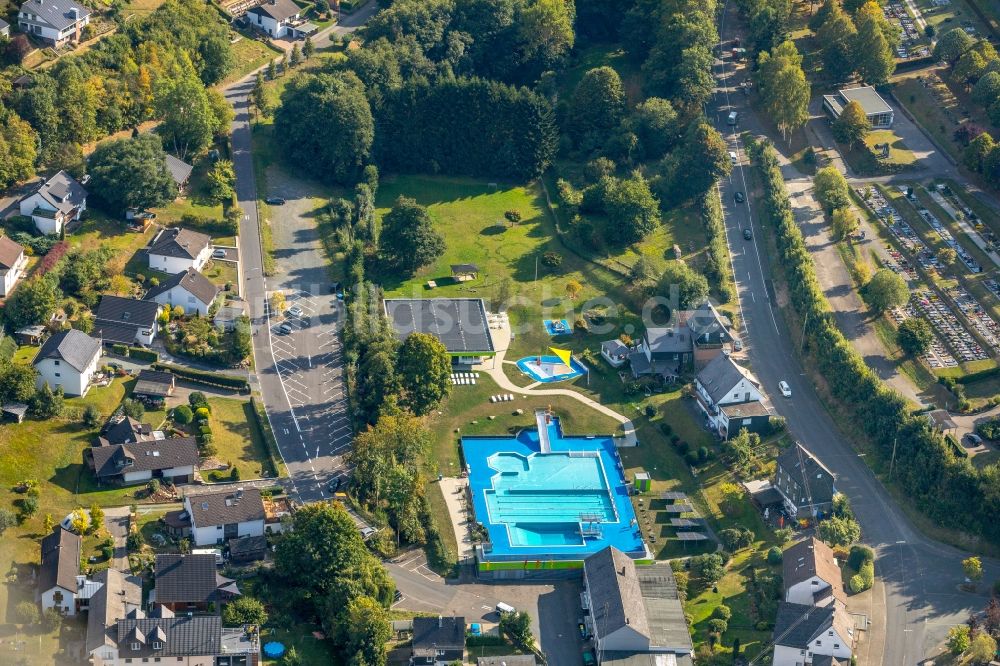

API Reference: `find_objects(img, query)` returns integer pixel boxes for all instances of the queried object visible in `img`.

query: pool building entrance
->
[462,412,645,564]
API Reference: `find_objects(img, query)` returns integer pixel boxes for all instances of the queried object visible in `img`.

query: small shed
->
[633,471,651,493]
[2,403,28,423]
[927,409,958,435]
[132,369,175,403]
[451,263,479,282]
[15,325,47,346]
[228,535,268,563]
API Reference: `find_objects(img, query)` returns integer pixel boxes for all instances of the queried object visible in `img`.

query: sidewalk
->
[438,477,474,563]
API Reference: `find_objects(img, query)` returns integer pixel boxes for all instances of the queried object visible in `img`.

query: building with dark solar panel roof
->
[383,298,496,363]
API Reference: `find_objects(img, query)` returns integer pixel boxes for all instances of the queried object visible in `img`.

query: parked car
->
[393,589,402,602]
[287,305,303,318]
[733,338,743,351]
[734,191,745,203]
[964,432,983,446]
[743,228,753,240]
[778,380,791,397]
[582,649,597,666]
[265,196,286,205]
[211,248,226,259]
[278,322,293,335]
[361,526,377,539]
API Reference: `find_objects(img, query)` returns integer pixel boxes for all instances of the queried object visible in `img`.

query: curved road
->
[714,2,998,663]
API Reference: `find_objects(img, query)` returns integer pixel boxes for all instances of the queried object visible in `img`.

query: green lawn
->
[202,258,239,289]
[205,397,277,479]
[864,130,917,167]
[219,35,284,88]
[71,211,160,276]
[260,626,335,664]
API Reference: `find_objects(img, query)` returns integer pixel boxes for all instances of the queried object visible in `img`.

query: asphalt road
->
[714,2,998,663]
[227,9,375,503]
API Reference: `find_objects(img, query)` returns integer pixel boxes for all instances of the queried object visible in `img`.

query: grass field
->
[205,397,277,479]
[219,36,284,89]
[865,130,918,166]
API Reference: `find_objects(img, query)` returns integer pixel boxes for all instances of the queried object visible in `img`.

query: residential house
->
[152,554,240,612]
[582,546,694,663]
[783,537,846,608]
[90,436,199,485]
[772,602,854,666]
[17,0,90,47]
[693,354,765,438]
[18,170,87,235]
[37,527,82,616]
[0,235,28,297]
[410,616,466,665]
[165,154,193,192]
[147,227,212,274]
[145,266,220,316]
[184,487,266,546]
[130,369,175,404]
[33,328,102,396]
[245,0,316,38]
[86,569,143,665]
[774,443,838,519]
[822,86,893,128]
[677,300,735,366]
[97,416,158,446]
[0,18,10,37]
[629,326,692,378]
[97,609,258,666]
[93,295,161,347]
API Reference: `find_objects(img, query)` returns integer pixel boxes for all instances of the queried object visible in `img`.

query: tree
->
[656,122,731,205]
[233,316,252,361]
[832,100,871,147]
[565,279,583,300]
[223,596,268,625]
[817,2,859,83]
[517,0,575,72]
[863,268,908,314]
[252,72,274,120]
[290,44,302,68]
[719,527,755,551]
[897,317,933,356]
[500,610,534,648]
[88,134,178,214]
[817,515,861,546]
[969,633,997,663]
[30,383,64,419]
[756,41,810,138]
[0,360,39,405]
[122,398,145,421]
[267,60,277,81]
[965,132,996,172]
[854,1,897,85]
[14,601,39,625]
[174,404,193,424]
[963,556,984,584]
[378,196,445,275]
[659,261,710,309]
[814,166,852,212]
[831,207,859,239]
[69,507,91,535]
[5,277,60,330]
[156,65,220,159]
[206,160,236,202]
[707,618,728,635]
[281,647,302,666]
[343,595,391,666]
[274,72,374,184]
[568,66,626,150]
[396,332,451,415]
[973,71,1000,108]
[767,546,783,565]
[0,109,38,188]
[42,514,55,534]
[89,504,105,534]
[303,36,315,59]
[630,97,679,160]
[937,246,958,267]
[691,553,726,584]
[948,624,972,654]
[0,509,17,536]
[935,27,975,66]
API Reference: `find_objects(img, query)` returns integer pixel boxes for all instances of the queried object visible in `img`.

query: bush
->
[127,530,145,551]
[128,347,158,362]
[189,391,209,410]
[541,251,563,268]
[976,417,1000,440]
[712,605,732,621]
[684,451,698,466]
[111,343,129,356]
[849,574,867,594]
[14,601,39,625]
[766,546,783,565]
[173,405,193,424]
[848,544,875,570]
[82,404,101,429]
[707,618,728,635]
[151,364,249,391]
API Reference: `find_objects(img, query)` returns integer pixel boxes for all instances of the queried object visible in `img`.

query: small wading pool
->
[516,355,587,382]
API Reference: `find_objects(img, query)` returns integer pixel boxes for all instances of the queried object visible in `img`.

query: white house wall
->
[596,625,651,653]
[35,358,87,396]
[1,252,27,296]
[151,285,212,316]
[786,578,834,607]
[40,585,76,616]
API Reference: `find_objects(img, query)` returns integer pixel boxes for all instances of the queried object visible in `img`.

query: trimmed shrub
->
[173,405,193,424]
[707,618,728,635]
[848,544,875,570]
[766,546,783,565]
[128,347,158,362]
[712,605,732,621]
[111,343,129,356]
[151,363,249,391]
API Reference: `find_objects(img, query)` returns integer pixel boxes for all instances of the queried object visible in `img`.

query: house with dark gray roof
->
[0,18,10,37]
[153,554,240,611]
[164,154,193,190]
[148,227,212,274]
[0,235,27,296]
[784,537,846,608]
[411,616,466,665]
[582,547,693,661]
[775,443,838,519]
[229,535,268,563]
[112,612,258,663]
[33,328,102,396]
[183,487,266,546]
[693,354,765,439]
[772,602,854,666]
[97,416,156,446]
[131,369,175,403]
[145,266,220,316]
[246,0,315,38]
[93,295,162,346]
[17,0,91,47]
[38,527,82,616]
[91,436,198,486]
[18,170,87,235]
[86,568,142,661]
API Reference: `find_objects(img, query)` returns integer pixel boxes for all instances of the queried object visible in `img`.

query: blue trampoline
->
[516,355,587,382]
[543,319,571,336]
[263,642,286,659]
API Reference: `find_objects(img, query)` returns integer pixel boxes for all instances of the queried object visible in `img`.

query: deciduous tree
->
[567,66,626,151]
[88,134,178,215]
[756,41,810,138]
[863,268,908,313]
[832,100,871,147]
[378,197,444,275]
[396,332,450,415]
[854,1,897,84]
[896,317,933,356]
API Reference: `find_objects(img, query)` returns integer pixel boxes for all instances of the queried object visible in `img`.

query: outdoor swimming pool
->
[462,417,644,561]
[515,355,587,382]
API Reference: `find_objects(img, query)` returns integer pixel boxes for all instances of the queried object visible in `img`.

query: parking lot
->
[266,289,352,501]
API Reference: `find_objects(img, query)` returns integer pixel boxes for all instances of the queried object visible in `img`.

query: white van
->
[496,602,516,615]
[727,111,738,126]
[729,151,738,165]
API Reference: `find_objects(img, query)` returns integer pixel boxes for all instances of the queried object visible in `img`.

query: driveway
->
[103,506,130,573]
[388,551,583,665]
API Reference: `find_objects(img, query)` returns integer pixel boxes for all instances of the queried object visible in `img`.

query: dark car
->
[582,649,597,666]
[734,191,745,203]
[743,228,753,240]
[265,196,286,205]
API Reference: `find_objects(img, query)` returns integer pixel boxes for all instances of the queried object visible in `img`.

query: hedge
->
[128,347,158,362]
[956,365,1000,385]
[748,138,1000,546]
[700,190,734,303]
[466,635,506,647]
[249,397,285,477]
[111,343,129,356]
[151,363,249,391]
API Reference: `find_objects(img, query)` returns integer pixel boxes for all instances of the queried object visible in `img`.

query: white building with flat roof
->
[823,86,894,128]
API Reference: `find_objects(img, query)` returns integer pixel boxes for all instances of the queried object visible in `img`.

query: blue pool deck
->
[462,416,645,561]
[515,355,588,383]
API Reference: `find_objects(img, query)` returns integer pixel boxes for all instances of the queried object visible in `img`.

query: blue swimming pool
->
[516,355,588,382]
[543,319,571,336]
[462,418,645,561]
